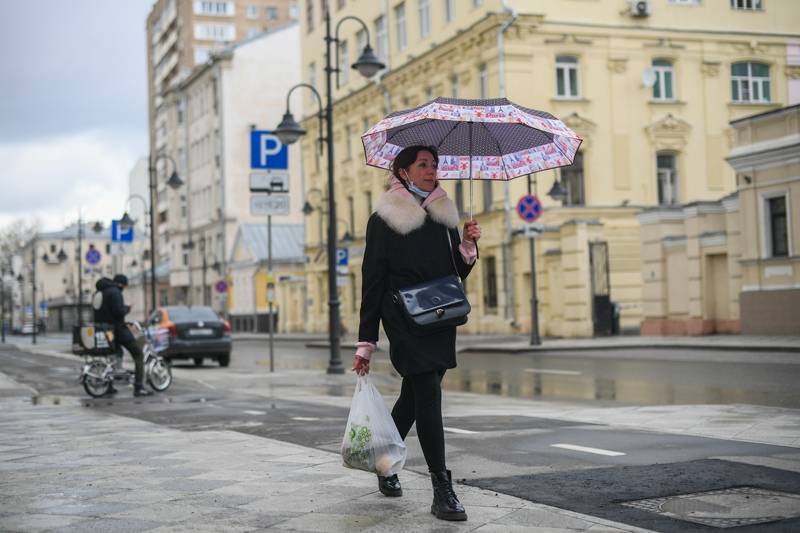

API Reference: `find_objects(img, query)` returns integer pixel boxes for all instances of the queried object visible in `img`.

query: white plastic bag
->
[341,375,407,476]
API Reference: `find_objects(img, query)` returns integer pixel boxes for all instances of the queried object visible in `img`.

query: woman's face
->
[401,150,438,192]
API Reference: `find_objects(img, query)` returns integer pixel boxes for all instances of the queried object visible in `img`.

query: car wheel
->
[193,357,203,366]
[218,354,230,367]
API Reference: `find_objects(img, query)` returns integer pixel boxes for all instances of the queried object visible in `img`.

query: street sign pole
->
[528,175,541,346]
[267,212,274,373]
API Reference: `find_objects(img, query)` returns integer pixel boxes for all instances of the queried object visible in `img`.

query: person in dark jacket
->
[92,274,152,397]
[352,145,481,522]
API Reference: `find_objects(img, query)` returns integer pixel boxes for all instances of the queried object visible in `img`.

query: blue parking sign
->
[250,130,288,170]
[111,220,134,242]
[336,248,349,266]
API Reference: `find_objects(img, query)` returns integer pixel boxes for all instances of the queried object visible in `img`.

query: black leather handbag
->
[393,229,471,336]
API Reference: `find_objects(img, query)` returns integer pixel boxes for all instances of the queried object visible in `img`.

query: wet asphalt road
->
[2,338,800,532]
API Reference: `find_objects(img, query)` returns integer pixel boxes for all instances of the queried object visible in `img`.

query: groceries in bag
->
[341,375,406,476]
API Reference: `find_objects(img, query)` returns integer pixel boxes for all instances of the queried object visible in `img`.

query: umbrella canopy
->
[361,97,582,182]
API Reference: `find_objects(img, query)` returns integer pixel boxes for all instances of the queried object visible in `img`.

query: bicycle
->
[74,321,172,398]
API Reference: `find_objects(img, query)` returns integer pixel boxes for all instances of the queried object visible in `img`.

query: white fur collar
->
[375,188,460,235]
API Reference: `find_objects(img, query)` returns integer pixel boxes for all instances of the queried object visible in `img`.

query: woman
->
[352,145,481,522]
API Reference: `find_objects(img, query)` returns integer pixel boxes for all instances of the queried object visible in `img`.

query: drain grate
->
[621,487,800,528]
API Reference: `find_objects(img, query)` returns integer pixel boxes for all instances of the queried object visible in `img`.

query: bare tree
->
[0,219,41,271]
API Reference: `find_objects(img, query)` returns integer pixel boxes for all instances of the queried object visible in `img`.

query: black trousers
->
[391,369,446,473]
[120,339,145,387]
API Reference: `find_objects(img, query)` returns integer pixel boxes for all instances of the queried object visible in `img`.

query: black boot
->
[430,470,467,521]
[133,386,153,397]
[377,474,402,497]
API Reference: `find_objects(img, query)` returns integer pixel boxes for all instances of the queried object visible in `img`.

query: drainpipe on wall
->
[498,0,519,326]
[215,65,228,318]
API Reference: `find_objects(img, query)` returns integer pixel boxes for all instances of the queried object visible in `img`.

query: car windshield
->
[167,307,219,322]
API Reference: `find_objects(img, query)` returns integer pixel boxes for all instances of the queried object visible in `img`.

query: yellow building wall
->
[298,1,800,337]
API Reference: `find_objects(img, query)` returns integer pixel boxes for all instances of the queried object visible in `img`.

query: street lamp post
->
[0,264,7,343]
[119,193,150,311]
[274,8,384,374]
[158,169,191,305]
[126,154,181,315]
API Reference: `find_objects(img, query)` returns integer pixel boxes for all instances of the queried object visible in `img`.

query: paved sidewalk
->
[0,375,651,533]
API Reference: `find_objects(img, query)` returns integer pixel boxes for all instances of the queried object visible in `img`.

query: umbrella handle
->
[468,122,473,220]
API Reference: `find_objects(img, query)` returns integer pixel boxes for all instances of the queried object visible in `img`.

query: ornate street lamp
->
[275,8,384,374]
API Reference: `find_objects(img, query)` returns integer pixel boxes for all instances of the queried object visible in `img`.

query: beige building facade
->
[299,0,800,337]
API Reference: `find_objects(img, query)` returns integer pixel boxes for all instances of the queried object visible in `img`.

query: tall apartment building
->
[146,0,300,266]
[299,0,800,337]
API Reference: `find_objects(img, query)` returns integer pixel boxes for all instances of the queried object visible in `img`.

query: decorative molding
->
[607,58,628,74]
[561,112,596,150]
[701,61,721,77]
[733,40,768,55]
[645,113,692,151]
[643,38,685,50]
[638,209,685,225]
[785,65,800,80]
[544,33,593,46]
[699,232,727,248]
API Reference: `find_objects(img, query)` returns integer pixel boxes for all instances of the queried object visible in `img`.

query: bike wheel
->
[83,361,112,398]
[147,357,172,391]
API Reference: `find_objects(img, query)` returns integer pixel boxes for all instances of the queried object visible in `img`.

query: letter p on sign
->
[250,130,288,170]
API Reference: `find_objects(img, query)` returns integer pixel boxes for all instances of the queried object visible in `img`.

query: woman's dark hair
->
[391,145,439,181]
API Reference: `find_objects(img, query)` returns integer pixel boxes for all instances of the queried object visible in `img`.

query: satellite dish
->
[641,67,657,88]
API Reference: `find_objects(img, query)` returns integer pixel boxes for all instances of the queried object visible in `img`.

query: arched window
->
[731,62,770,103]
[652,59,675,101]
[556,56,580,98]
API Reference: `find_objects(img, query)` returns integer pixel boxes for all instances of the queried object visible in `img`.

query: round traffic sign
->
[215,280,228,294]
[516,194,543,223]
[85,247,101,265]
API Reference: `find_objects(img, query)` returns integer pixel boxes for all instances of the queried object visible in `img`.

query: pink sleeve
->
[459,238,477,265]
[355,341,377,361]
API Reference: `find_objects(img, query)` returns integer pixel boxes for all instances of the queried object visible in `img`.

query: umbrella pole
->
[468,121,473,220]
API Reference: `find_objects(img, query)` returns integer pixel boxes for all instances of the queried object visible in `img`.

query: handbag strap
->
[444,228,463,283]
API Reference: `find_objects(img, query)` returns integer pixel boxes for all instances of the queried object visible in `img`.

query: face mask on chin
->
[407,181,431,199]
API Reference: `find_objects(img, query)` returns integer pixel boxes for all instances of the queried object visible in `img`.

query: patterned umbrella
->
[361,97,582,218]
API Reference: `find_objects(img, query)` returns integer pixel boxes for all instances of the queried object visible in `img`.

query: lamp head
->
[166,171,184,189]
[119,212,136,230]
[547,179,567,202]
[352,44,385,78]
[274,111,305,145]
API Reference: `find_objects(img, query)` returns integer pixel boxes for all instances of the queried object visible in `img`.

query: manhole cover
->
[621,487,800,528]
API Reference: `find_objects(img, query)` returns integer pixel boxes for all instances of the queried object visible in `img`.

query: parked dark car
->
[149,306,232,367]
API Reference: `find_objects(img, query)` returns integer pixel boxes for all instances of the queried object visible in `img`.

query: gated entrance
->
[589,241,614,336]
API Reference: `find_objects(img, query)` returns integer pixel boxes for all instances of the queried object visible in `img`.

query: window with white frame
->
[266,6,279,19]
[731,62,770,103]
[444,0,455,22]
[479,64,488,98]
[656,152,679,205]
[339,39,349,84]
[193,1,234,15]
[374,15,388,62]
[730,0,762,9]
[194,23,236,41]
[450,74,459,98]
[418,0,431,38]
[652,59,675,100]
[395,3,407,51]
[246,5,258,18]
[765,194,789,257]
[556,55,580,98]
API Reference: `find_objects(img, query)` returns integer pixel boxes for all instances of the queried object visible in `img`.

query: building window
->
[308,61,316,89]
[395,3,407,51]
[562,151,585,206]
[450,74,459,98]
[306,0,314,31]
[246,5,258,18]
[478,63,488,98]
[418,0,431,38]
[652,59,675,101]
[482,180,493,212]
[374,15,388,62]
[731,62,770,103]
[194,23,236,41]
[266,6,279,19]
[656,152,678,205]
[556,55,580,98]
[365,190,373,214]
[766,195,789,257]
[194,1,234,16]
[730,0,762,9]
[444,0,455,22]
[473,0,483,7]
[483,256,498,310]
[289,2,299,19]
[247,28,260,38]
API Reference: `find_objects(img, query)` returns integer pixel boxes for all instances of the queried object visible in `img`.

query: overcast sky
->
[0,0,153,232]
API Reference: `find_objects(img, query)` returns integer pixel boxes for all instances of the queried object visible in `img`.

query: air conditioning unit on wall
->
[629,0,652,17]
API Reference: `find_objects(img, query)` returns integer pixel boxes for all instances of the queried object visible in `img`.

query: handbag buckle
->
[436,308,445,318]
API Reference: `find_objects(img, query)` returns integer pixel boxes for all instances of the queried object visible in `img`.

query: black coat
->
[92,278,134,344]
[358,187,476,377]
